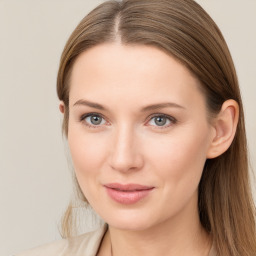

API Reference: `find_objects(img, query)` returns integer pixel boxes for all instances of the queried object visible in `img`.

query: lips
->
[104,183,154,204]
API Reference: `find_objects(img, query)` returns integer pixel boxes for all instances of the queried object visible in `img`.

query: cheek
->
[146,125,210,186]
[67,129,108,179]
[67,130,110,205]
[142,126,210,219]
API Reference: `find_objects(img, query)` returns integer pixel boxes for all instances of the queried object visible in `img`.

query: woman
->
[17,0,256,255]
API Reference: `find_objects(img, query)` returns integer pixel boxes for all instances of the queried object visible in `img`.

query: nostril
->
[109,150,144,173]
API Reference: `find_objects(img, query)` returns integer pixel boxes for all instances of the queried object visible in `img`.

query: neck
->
[98,195,212,256]
[100,213,211,256]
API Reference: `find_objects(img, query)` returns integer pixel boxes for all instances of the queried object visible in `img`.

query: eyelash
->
[79,112,108,129]
[79,112,177,129]
[147,114,177,129]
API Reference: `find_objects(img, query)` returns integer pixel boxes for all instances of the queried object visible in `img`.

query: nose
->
[108,125,144,173]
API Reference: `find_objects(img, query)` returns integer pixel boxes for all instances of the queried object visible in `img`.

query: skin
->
[60,43,239,256]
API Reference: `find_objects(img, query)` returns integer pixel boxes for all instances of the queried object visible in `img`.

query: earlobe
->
[207,99,239,159]
[59,101,65,114]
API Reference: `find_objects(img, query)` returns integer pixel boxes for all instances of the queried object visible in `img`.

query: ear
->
[207,99,239,159]
[59,101,65,114]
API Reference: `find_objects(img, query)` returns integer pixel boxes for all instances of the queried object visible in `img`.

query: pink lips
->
[104,183,154,205]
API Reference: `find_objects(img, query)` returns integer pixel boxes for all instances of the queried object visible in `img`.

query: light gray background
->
[0,1,255,255]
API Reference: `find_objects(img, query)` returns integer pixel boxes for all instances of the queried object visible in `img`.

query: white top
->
[15,225,107,256]
[15,224,216,256]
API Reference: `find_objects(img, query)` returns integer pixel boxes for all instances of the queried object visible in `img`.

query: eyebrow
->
[73,99,186,111]
[73,99,107,110]
[141,102,186,111]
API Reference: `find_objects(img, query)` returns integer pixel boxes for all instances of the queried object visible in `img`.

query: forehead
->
[69,43,205,111]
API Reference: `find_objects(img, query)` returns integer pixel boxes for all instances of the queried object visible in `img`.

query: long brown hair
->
[57,0,256,255]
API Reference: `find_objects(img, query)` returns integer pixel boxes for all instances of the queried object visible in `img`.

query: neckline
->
[96,224,216,256]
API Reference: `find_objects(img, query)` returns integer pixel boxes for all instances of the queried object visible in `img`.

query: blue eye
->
[148,115,176,127]
[81,114,107,127]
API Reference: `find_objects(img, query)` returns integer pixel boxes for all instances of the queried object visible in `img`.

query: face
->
[67,43,215,231]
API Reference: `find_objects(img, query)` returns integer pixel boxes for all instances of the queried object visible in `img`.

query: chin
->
[98,208,161,231]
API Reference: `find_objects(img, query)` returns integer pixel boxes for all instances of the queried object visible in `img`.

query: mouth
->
[104,183,155,205]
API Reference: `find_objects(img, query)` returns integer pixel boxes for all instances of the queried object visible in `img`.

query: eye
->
[147,114,176,128]
[80,113,107,128]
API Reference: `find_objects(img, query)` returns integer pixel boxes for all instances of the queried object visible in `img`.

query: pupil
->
[155,117,166,126]
[91,116,102,125]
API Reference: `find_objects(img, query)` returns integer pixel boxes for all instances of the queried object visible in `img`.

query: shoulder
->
[15,224,107,256]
